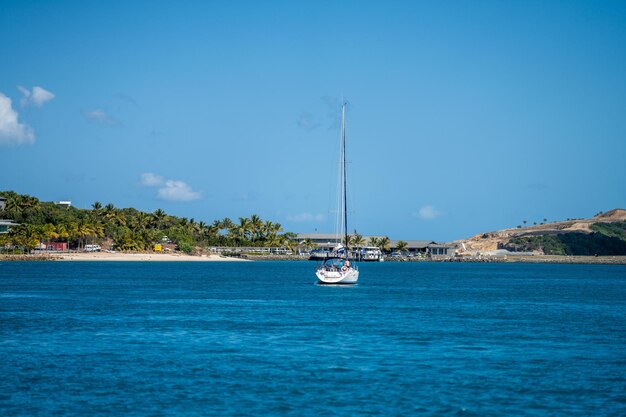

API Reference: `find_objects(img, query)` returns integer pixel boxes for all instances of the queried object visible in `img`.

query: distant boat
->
[356,246,384,262]
[316,101,359,285]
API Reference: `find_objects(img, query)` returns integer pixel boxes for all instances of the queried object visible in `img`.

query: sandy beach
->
[0,252,249,262]
[59,252,249,262]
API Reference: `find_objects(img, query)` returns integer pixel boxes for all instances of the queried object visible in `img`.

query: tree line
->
[0,191,295,254]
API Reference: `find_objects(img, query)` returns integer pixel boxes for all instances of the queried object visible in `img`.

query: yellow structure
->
[154,244,162,252]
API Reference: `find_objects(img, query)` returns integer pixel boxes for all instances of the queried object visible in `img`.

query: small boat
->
[316,100,359,285]
[356,246,384,262]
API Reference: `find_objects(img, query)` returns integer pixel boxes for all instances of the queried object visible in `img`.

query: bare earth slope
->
[454,209,626,254]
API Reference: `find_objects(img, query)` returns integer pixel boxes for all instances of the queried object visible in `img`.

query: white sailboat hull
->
[314,100,361,285]
[316,268,359,285]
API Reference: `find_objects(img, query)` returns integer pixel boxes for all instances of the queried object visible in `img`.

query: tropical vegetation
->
[0,191,296,254]
[507,223,626,256]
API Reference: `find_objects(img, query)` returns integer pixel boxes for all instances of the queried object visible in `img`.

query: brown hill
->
[453,209,626,254]
[595,209,626,221]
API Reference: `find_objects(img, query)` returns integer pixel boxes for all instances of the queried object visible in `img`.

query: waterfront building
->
[0,220,18,234]
[296,233,455,256]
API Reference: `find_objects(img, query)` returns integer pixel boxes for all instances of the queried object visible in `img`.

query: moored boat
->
[315,101,359,285]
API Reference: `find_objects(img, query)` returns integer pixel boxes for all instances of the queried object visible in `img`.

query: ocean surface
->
[1,261,625,416]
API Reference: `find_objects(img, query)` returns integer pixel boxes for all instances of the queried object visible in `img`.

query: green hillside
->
[508,222,626,256]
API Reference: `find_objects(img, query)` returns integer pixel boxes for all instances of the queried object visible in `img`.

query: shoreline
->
[1,253,625,265]
[0,252,249,262]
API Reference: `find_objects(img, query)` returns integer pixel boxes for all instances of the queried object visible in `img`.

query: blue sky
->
[1,1,625,241]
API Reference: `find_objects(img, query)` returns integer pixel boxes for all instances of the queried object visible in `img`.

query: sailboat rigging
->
[315,100,360,285]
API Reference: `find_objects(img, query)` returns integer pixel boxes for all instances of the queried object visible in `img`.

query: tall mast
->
[342,100,348,260]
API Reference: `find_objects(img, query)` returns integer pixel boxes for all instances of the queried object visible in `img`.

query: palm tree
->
[74,220,103,249]
[197,221,207,239]
[281,232,299,253]
[249,214,263,242]
[301,238,317,251]
[220,218,235,233]
[3,193,23,220]
[261,220,273,241]
[378,237,391,253]
[395,240,408,253]
[235,217,252,242]
[103,203,115,218]
[40,224,58,244]
[90,221,104,244]
[368,237,380,247]
[56,223,72,250]
[91,201,102,219]
[352,233,365,248]
[111,209,126,226]
[10,224,40,253]
[204,223,219,241]
[131,212,150,232]
[151,208,167,229]
[75,220,92,250]
[262,220,283,242]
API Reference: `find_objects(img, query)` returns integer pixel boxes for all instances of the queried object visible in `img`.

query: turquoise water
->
[1,261,625,416]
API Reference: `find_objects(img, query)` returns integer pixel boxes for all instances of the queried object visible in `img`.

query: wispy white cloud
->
[84,108,121,126]
[17,85,55,107]
[140,172,201,202]
[413,205,444,220]
[0,93,35,146]
[139,172,165,186]
[157,180,201,202]
[287,212,325,222]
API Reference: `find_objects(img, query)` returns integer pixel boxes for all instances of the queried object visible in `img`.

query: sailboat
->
[315,101,359,285]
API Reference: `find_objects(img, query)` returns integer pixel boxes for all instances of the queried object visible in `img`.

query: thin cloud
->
[0,93,35,146]
[17,85,55,107]
[157,180,201,202]
[413,205,444,220]
[140,172,201,202]
[84,108,121,126]
[287,212,325,222]
[139,172,164,186]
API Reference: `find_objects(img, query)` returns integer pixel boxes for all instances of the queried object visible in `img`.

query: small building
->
[42,242,68,251]
[389,240,434,254]
[0,220,18,234]
[55,201,72,208]
[427,244,455,256]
